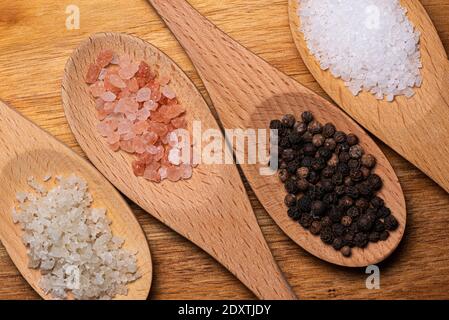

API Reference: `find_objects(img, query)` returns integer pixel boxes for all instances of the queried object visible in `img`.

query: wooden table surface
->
[0,0,448,300]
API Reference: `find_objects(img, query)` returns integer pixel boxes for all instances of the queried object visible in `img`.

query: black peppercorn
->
[327,153,339,167]
[278,169,289,182]
[282,148,295,162]
[270,119,283,130]
[281,114,296,128]
[377,206,391,218]
[332,172,344,186]
[357,214,373,232]
[339,196,354,208]
[296,179,310,192]
[350,169,364,182]
[300,214,314,228]
[284,194,296,207]
[311,157,326,171]
[279,136,291,149]
[384,214,399,231]
[335,185,346,196]
[317,147,332,160]
[339,152,351,163]
[370,196,384,208]
[332,237,344,250]
[367,174,383,191]
[312,134,325,147]
[287,207,301,220]
[349,145,364,159]
[357,182,373,197]
[286,160,300,175]
[355,198,369,211]
[337,163,350,176]
[332,223,346,237]
[298,196,313,212]
[354,232,369,248]
[324,138,337,151]
[344,176,354,186]
[320,227,334,244]
[379,231,390,241]
[294,121,307,134]
[341,246,352,257]
[347,206,360,218]
[301,111,314,123]
[341,215,352,227]
[288,131,303,145]
[311,200,327,217]
[374,220,385,232]
[297,166,309,179]
[345,185,360,199]
[307,171,320,184]
[321,166,335,178]
[361,154,376,168]
[308,121,322,134]
[369,232,380,243]
[307,185,325,200]
[285,178,299,194]
[322,123,336,138]
[302,131,313,143]
[346,134,359,146]
[310,221,322,235]
[343,232,355,247]
[301,157,313,168]
[328,206,343,223]
[321,179,334,193]
[321,216,332,228]
[348,159,361,170]
[334,131,347,143]
[361,166,371,179]
[303,143,317,156]
[323,193,337,205]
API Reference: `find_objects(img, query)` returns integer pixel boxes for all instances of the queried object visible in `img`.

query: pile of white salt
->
[12,175,140,300]
[298,0,422,101]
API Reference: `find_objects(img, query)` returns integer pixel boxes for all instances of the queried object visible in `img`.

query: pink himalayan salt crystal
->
[166,166,183,182]
[159,166,168,180]
[99,68,108,81]
[120,140,134,153]
[132,121,149,135]
[101,91,117,102]
[132,136,146,154]
[104,102,116,114]
[121,131,136,141]
[159,75,170,86]
[97,122,113,137]
[109,74,127,89]
[143,100,158,111]
[86,64,101,84]
[142,132,159,145]
[106,132,120,145]
[136,107,151,121]
[181,164,193,179]
[126,78,139,93]
[109,141,120,151]
[148,121,168,137]
[162,85,176,99]
[136,87,152,102]
[132,160,146,176]
[95,98,105,110]
[171,116,186,129]
[96,50,114,68]
[117,119,132,134]
[119,55,132,68]
[119,63,139,80]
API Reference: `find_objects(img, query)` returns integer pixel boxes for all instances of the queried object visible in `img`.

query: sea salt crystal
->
[298,0,422,101]
[12,175,140,300]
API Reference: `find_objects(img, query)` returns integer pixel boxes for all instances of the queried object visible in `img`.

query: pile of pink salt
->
[86,50,194,182]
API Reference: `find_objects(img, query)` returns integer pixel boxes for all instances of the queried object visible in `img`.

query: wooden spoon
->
[288,0,449,193]
[0,100,152,300]
[147,0,406,267]
[61,32,296,299]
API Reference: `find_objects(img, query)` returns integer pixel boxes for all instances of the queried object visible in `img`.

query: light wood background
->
[0,0,448,299]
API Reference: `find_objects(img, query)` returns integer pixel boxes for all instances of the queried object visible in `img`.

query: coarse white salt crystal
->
[298,0,422,102]
[12,175,140,300]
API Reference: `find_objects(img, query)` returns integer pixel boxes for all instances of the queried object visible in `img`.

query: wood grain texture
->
[61,32,296,300]
[0,0,448,299]
[289,0,449,193]
[147,0,406,267]
[0,101,152,300]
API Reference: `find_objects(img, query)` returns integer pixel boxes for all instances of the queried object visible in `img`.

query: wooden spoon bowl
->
[147,0,407,267]
[0,101,152,300]
[62,32,296,299]
[288,0,449,193]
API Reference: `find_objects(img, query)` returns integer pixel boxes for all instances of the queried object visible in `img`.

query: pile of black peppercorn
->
[271,111,399,257]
